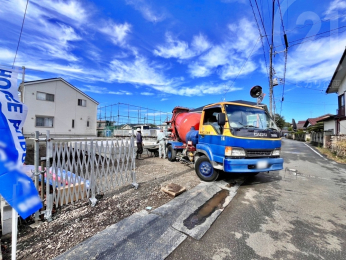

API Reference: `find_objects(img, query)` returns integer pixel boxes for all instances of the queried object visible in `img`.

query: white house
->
[19,78,99,137]
[326,48,346,134]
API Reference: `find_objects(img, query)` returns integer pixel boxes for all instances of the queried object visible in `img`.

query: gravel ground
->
[1,154,200,260]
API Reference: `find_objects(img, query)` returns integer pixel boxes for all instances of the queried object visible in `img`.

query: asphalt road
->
[167,139,346,260]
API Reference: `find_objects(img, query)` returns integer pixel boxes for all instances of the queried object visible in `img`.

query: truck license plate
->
[256,161,268,169]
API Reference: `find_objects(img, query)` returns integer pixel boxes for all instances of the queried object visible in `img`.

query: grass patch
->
[316,147,346,164]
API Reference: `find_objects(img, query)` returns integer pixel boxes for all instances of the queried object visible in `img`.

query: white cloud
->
[191,34,212,53]
[126,0,166,22]
[80,85,132,95]
[0,48,16,64]
[154,33,211,59]
[188,18,260,79]
[108,56,176,86]
[109,90,133,95]
[38,0,89,23]
[141,92,155,95]
[79,85,107,94]
[3,0,89,26]
[100,21,132,46]
[324,0,346,20]
[274,30,346,82]
[160,98,168,101]
[152,81,242,96]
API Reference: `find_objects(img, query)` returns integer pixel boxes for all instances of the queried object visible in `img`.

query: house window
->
[338,94,345,116]
[72,119,75,128]
[78,99,86,107]
[36,116,53,127]
[87,121,90,127]
[37,92,54,102]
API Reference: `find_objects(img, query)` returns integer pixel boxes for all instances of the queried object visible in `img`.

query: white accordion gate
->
[44,136,137,220]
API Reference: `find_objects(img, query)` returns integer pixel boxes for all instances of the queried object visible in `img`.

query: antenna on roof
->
[250,85,265,106]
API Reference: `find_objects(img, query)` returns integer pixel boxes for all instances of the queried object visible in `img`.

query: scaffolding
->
[97,102,172,130]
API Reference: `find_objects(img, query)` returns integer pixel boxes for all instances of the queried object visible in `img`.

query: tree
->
[274,114,285,129]
[284,122,291,127]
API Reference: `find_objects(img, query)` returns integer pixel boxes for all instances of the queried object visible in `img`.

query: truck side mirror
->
[218,113,226,126]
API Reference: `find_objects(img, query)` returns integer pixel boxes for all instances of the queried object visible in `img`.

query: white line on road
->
[304,143,327,160]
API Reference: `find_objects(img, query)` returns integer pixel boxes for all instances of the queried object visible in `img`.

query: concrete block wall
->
[0,196,12,236]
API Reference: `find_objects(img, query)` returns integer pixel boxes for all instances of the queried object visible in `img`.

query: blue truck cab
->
[166,101,284,181]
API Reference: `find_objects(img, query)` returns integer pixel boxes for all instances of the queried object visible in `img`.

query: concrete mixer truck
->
[166,98,283,181]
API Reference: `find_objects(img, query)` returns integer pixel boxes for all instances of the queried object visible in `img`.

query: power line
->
[13,0,29,68]
[248,0,270,86]
[223,36,261,99]
[275,24,346,48]
[277,0,286,33]
[283,79,327,92]
[288,28,346,48]
[274,99,335,106]
[285,13,346,33]
[277,0,286,116]
[254,0,271,48]
[280,50,287,115]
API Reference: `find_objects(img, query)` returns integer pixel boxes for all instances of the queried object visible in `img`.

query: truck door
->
[200,106,224,164]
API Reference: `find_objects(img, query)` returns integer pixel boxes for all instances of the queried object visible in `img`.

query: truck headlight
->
[225,147,246,157]
[272,149,280,156]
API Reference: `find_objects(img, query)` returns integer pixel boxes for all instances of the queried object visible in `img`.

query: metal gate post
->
[89,140,97,206]
[131,129,138,189]
[44,130,53,221]
[34,131,40,221]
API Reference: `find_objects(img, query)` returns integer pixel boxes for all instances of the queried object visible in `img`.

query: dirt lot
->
[1,154,201,260]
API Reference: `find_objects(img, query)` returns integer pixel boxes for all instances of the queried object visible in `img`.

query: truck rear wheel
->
[167,145,176,162]
[195,156,219,182]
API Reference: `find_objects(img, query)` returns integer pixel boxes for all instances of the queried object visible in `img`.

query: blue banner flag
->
[0,68,42,219]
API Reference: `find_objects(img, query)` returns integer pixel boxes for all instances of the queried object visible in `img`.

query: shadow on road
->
[218,171,282,187]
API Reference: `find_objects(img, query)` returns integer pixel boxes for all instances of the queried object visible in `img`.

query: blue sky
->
[1,0,346,124]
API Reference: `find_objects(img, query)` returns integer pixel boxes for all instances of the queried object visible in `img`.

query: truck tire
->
[195,156,219,182]
[167,145,176,162]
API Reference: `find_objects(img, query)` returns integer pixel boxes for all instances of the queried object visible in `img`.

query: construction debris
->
[161,183,186,197]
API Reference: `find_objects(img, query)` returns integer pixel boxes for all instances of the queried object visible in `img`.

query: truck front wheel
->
[167,145,176,162]
[195,156,219,182]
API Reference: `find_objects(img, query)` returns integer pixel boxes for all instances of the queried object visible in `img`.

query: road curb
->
[54,179,243,260]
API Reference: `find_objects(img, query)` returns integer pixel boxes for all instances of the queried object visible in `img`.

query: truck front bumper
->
[223,158,283,173]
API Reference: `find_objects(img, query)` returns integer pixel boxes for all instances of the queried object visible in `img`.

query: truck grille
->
[246,150,273,158]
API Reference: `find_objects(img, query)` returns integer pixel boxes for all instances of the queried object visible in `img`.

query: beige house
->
[19,78,99,137]
[326,48,346,134]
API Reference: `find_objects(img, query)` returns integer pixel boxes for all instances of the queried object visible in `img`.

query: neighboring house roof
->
[21,77,99,105]
[316,115,336,122]
[297,120,306,129]
[303,114,333,127]
[119,124,138,129]
[326,48,346,94]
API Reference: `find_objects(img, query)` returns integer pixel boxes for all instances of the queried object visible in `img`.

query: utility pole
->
[269,0,275,116]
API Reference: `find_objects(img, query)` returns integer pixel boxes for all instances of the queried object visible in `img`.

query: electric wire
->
[274,99,335,105]
[254,0,271,48]
[277,0,286,32]
[280,50,287,115]
[275,25,346,48]
[223,36,261,99]
[283,79,326,92]
[288,28,346,48]
[285,14,346,33]
[277,0,286,116]
[13,0,29,68]
[248,0,270,86]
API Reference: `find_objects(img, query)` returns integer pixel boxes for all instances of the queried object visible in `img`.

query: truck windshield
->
[225,104,278,130]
